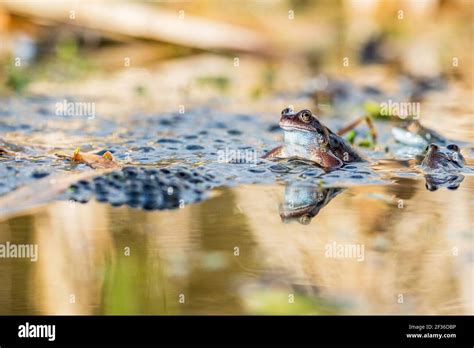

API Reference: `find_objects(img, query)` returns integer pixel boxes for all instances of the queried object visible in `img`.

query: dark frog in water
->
[263,107,363,169]
[421,143,466,191]
[421,143,465,172]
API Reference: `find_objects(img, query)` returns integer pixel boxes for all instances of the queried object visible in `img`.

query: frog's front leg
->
[310,148,343,169]
[262,145,285,159]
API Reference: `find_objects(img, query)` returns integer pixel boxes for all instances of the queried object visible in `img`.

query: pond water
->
[0,60,473,315]
[0,176,473,315]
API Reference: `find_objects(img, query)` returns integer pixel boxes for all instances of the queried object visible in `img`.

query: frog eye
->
[447,144,460,152]
[299,110,312,123]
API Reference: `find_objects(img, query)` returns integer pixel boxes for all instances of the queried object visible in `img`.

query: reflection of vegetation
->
[183,188,260,314]
[0,215,37,313]
[101,209,179,315]
[287,0,313,11]
[102,252,146,314]
[243,288,342,315]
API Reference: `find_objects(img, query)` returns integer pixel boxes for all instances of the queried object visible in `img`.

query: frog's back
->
[327,130,364,163]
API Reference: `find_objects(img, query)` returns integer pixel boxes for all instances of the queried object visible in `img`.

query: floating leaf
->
[70,147,120,169]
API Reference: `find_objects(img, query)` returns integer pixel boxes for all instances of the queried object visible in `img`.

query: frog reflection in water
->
[276,144,466,225]
[263,107,364,169]
[280,183,344,224]
[421,143,466,191]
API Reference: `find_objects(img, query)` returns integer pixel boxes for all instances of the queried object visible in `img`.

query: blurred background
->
[0,0,472,116]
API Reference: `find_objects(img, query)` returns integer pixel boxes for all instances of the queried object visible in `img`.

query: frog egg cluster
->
[62,166,221,210]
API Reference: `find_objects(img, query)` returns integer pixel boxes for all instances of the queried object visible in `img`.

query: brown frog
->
[421,144,465,172]
[421,144,466,191]
[263,107,364,169]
